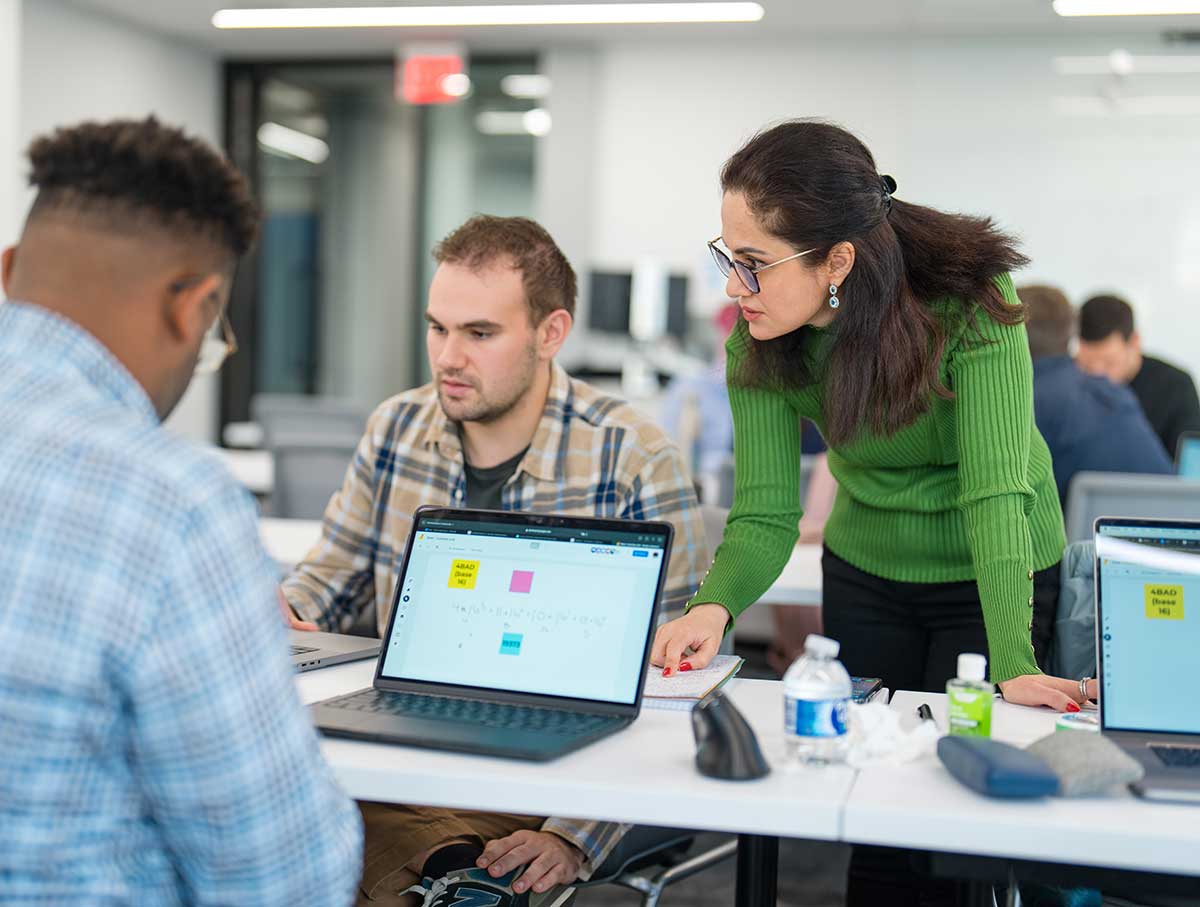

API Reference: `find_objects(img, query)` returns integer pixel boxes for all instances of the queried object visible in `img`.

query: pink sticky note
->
[509,570,534,594]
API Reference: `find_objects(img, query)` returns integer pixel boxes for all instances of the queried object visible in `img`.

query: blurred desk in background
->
[217,447,274,496]
[259,516,321,570]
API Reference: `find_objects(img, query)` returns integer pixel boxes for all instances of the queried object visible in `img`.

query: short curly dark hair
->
[433,215,576,324]
[26,116,259,259]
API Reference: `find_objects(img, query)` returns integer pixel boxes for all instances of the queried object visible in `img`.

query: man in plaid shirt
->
[281,216,709,906]
[0,118,361,905]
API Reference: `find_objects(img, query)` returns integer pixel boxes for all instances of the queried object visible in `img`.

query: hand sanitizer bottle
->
[947,653,993,738]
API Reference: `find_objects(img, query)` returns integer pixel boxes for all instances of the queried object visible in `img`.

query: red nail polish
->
[663,667,672,677]
[1066,701,1080,713]
[679,662,693,672]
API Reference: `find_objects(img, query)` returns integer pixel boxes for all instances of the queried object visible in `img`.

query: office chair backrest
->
[1063,471,1200,543]
[269,432,359,521]
[251,393,370,447]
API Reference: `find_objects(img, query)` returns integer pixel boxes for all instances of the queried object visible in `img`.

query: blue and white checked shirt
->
[0,302,362,906]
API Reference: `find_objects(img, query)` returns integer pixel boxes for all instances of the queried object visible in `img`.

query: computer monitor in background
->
[1176,431,1200,479]
[588,272,632,334]
[666,275,688,341]
[587,270,689,342]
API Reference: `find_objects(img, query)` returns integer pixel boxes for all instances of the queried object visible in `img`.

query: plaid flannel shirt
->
[282,361,709,875]
[0,302,362,906]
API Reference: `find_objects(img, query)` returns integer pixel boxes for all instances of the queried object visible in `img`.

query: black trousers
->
[822,546,1059,694]
[821,546,1060,907]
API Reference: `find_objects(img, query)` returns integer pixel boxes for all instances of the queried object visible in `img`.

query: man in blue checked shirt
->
[0,117,362,905]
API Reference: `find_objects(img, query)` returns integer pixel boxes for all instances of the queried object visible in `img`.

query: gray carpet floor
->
[573,835,850,906]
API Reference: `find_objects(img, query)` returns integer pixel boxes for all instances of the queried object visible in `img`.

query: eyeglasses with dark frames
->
[707,236,817,295]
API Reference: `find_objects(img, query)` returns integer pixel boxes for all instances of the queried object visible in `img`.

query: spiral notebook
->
[642,655,744,710]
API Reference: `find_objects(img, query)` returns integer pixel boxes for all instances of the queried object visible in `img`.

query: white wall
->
[0,0,20,247]
[552,35,1200,376]
[18,0,222,442]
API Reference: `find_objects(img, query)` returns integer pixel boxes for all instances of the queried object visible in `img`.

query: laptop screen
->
[1096,520,1200,736]
[378,512,671,706]
[1177,433,1200,479]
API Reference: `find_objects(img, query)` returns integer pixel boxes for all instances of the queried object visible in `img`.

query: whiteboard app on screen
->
[381,519,665,705]
[1097,523,1200,736]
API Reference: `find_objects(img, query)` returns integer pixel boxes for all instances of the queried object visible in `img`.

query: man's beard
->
[436,345,539,425]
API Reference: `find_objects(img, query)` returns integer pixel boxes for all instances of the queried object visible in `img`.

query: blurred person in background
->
[1019,284,1170,503]
[1076,292,1200,459]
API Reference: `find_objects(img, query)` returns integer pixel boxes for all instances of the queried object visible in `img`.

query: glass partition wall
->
[221,56,539,430]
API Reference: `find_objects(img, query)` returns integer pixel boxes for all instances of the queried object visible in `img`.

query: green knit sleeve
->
[687,324,801,622]
[950,274,1042,683]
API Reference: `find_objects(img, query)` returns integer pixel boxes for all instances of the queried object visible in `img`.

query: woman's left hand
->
[998,674,1097,709]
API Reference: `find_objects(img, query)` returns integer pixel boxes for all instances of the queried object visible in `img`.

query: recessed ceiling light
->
[501,74,552,99]
[257,122,330,164]
[475,109,552,136]
[1053,1,1200,16]
[440,73,473,98]
[213,3,765,29]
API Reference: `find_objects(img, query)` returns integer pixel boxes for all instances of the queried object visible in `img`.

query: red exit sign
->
[398,54,464,105]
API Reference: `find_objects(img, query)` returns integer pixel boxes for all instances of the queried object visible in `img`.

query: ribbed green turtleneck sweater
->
[689,274,1066,683]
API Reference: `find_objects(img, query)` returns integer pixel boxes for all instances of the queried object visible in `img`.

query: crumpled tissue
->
[845,701,940,769]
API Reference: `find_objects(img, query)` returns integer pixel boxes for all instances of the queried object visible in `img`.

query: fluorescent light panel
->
[257,122,330,164]
[501,74,552,99]
[213,3,764,29]
[475,109,552,135]
[1054,0,1200,15]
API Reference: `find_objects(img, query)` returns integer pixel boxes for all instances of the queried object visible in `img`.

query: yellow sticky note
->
[1144,584,1184,621]
[449,560,479,590]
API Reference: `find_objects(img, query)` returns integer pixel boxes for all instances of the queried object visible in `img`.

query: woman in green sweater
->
[653,120,1095,713]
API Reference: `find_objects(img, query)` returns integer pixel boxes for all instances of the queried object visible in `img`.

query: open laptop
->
[290,630,380,673]
[1175,431,1200,479]
[310,507,673,761]
[1095,517,1200,802]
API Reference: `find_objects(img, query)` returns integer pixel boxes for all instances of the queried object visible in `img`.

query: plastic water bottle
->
[782,634,852,765]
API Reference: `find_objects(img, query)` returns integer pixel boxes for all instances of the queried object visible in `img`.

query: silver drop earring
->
[829,284,840,309]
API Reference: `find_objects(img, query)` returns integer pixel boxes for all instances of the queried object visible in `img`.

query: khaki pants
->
[356,803,545,906]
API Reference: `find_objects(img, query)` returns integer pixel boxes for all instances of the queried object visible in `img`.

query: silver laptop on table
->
[310,507,672,761]
[1095,517,1200,802]
[289,630,380,673]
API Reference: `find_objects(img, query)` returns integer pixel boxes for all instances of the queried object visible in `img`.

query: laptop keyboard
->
[290,645,319,656]
[325,689,614,736]
[1151,745,1200,768]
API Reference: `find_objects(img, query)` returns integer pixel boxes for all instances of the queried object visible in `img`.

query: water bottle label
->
[787,697,848,737]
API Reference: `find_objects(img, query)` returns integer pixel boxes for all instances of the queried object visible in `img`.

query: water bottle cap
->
[805,634,840,659]
[957,653,987,682]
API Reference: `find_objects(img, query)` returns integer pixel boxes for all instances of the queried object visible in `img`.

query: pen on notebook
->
[917,703,934,723]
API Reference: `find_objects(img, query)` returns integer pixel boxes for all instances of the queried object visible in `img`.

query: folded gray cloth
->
[1025,732,1145,797]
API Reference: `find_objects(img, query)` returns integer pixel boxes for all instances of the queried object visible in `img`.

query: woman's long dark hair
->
[721,120,1028,446]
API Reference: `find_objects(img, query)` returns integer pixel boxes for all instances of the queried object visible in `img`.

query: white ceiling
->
[67,0,1200,56]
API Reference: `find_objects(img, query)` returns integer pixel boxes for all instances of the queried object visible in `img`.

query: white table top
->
[295,664,1199,878]
[260,517,322,569]
[216,447,274,496]
[843,690,1200,877]
[296,662,853,840]
[755,543,822,605]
